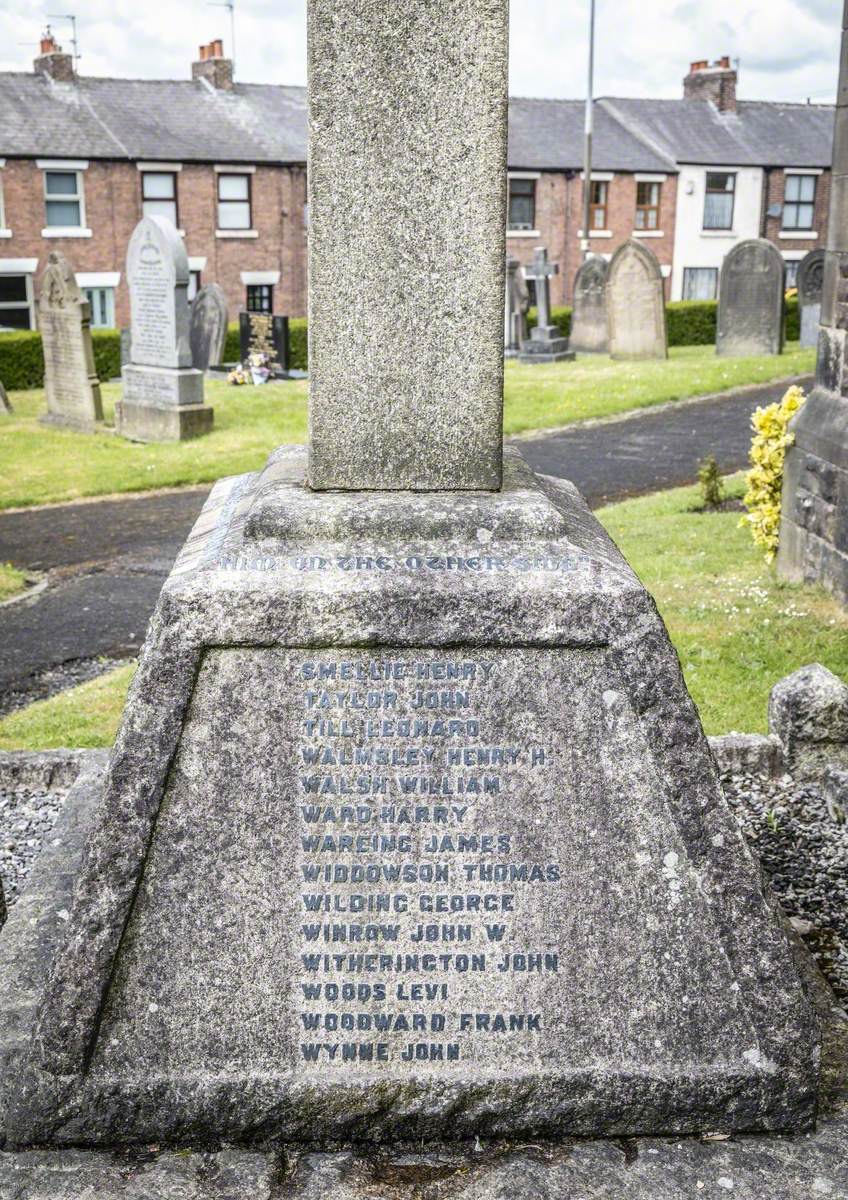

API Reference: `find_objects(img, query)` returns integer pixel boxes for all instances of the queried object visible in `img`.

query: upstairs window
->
[44,170,84,228]
[783,175,816,230]
[217,173,252,230]
[703,172,735,230]
[246,283,272,313]
[508,178,536,231]
[635,181,661,230]
[141,172,178,226]
[590,180,608,230]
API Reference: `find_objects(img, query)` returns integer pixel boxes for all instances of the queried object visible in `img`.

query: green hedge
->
[224,317,308,371]
[0,329,122,391]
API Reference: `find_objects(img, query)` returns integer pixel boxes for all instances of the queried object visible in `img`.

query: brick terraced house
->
[0,42,836,329]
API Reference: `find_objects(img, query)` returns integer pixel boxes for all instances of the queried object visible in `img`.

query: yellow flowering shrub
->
[740,385,806,562]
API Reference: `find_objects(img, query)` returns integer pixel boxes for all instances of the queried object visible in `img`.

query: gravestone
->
[518,248,574,364]
[116,216,213,443]
[0,380,11,415]
[778,3,848,603]
[504,256,529,358]
[716,239,785,358]
[190,284,229,371]
[239,311,289,377]
[797,249,825,348]
[37,252,103,431]
[607,240,667,360]
[569,257,609,354]
[1,0,818,1151]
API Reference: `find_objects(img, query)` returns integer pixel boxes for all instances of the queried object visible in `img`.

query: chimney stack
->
[34,26,74,83]
[684,56,737,113]
[192,40,233,91]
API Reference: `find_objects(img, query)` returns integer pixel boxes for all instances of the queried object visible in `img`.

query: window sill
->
[700,229,736,237]
[779,230,818,239]
[507,229,540,238]
[633,230,664,238]
[0,230,11,239]
[577,230,613,239]
[42,227,93,239]
[216,229,259,239]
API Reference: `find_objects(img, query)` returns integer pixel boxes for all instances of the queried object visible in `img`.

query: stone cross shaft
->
[307,0,509,492]
[525,248,559,329]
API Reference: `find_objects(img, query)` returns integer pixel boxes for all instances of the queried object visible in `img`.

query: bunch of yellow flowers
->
[740,384,807,562]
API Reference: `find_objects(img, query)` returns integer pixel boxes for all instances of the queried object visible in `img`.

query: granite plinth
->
[121,364,204,409]
[0,446,819,1147]
[517,337,575,364]
[115,398,213,444]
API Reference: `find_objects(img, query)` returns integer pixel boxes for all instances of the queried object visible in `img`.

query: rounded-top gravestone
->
[37,251,104,431]
[569,256,609,355]
[607,240,667,360]
[797,249,825,349]
[126,216,192,370]
[190,284,229,371]
[716,239,785,358]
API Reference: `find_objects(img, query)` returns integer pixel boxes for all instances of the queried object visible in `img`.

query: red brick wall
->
[506,171,678,304]
[0,158,308,328]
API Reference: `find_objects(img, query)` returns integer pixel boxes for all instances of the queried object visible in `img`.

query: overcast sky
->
[0,0,840,105]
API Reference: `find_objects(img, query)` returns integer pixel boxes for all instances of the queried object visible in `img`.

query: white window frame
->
[39,159,90,237]
[0,259,38,330]
[215,170,255,237]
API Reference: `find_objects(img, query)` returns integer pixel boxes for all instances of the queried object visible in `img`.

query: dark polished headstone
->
[798,249,825,349]
[190,284,229,371]
[569,257,609,355]
[717,239,785,358]
[239,311,289,377]
[607,240,667,360]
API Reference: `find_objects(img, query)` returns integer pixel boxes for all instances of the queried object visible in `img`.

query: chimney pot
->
[684,54,737,113]
[192,39,233,90]
[34,28,74,82]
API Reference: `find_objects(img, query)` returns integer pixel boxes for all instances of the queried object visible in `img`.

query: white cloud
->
[0,0,840,104]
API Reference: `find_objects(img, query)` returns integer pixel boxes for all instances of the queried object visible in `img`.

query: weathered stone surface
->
[0,447,819,1146]
[117,216,211,443]
[190,284,229,371]
[799,249,826,349]
[307,0,507,490]
[518,249,574,364]
[119,328,131,368]
[504,257,529,357]
[569,256,609,355]
[37,252,103,431]
[239,312,288,376]
[607,240,667,360]
[708,734,785,779]
[769,664,848,778]
[0,380,11,414]
[717,240,785,358]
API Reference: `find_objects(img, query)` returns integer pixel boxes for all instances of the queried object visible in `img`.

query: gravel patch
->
[0,655,130,719]
[722,769,848,1003]
[1,783,69,906]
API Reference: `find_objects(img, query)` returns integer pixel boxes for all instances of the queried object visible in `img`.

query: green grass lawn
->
[0,562,27,602]
[0,343,814,509]
[1,472,844,749]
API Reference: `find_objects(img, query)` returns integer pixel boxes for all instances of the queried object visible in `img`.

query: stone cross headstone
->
[504,256,529,358]
[37,252,103,431]
[569,256,609,354]
[190,284,229,371]
[518,248,574,363]
[716,239,785,357]
[797,249,825,348]
[1,0,818,1150]
[239,311,289,376]
[778,2,848,602]
[116,216,213,442]
[607,240,668,360]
